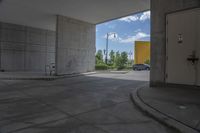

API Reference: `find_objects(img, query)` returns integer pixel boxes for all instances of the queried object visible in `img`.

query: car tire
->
[146,67,150,70]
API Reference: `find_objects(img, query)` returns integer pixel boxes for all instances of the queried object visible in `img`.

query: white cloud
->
[118,15,139,22]
[109,34,118,40]
[139,11,150,21]
[119,32,150,43]
[134,29,142,33]
[118,11,150,23]
[103,33,118,41]
[103,32,150,44]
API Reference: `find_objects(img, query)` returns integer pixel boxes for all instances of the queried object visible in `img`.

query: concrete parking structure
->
[0,72,177,133]
[0,0,200,132]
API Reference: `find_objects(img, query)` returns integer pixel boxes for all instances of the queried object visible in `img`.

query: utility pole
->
[129,51,133,66]
[105,33,109,64]
[105,32,116,64]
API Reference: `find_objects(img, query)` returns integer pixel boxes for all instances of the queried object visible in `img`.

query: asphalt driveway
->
[0,71,176,133]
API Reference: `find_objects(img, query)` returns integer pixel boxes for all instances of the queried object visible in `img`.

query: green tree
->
[144,59,150,65]
[115,51,123,69]
[115,51,120,59]
[127,59,133,67]
[121,52,128,65]
[109,50,115,65]
[95,50,104,64]
[114,51,129,70]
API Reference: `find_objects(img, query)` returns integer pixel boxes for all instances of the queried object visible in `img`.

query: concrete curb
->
[130,87,199,133]
[96,70,129,74]
[0,72,96,80]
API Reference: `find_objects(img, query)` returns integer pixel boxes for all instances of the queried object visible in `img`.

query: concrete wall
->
[0,22,56,72]
[150,0,200,86]
[56,16,95,75]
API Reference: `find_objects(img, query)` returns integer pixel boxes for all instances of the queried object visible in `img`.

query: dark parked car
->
[133,64,150,71]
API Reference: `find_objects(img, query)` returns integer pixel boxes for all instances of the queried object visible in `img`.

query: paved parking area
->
[0,71,176,133]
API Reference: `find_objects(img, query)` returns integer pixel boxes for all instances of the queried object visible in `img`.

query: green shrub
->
[125,66,133,70]
[117,66,125,70]
[108,65,115,70]
[95,64,109,70]
[144,59,150,65]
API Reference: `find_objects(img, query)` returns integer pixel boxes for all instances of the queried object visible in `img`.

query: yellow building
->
[134,41,150,64]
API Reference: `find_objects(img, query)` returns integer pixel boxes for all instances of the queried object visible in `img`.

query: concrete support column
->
[150,0,200,86]
[55,15,95,75]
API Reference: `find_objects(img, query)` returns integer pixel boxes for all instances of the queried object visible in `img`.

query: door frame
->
[165,7,200,86]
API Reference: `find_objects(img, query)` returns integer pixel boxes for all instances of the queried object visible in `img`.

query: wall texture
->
[150,0,200,86]
[56,16,95,75]
[0,22,56,72]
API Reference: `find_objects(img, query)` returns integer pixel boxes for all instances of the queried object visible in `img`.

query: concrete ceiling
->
[0,0,150,31]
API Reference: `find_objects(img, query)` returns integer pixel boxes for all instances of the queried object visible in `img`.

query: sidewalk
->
[0,72,96,80]
[131,85,200,133]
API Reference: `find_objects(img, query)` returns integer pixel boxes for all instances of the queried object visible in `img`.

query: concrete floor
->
[138,86,200,132]
[0,71,176,133]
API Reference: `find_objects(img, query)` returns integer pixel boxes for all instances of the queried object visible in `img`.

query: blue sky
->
[96,11,150,58]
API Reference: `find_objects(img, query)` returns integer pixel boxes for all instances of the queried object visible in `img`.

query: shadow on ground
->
[0,72,176,133]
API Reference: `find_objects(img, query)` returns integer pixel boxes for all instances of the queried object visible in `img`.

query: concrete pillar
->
[150,0,200,86]
[55,15,95,75]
